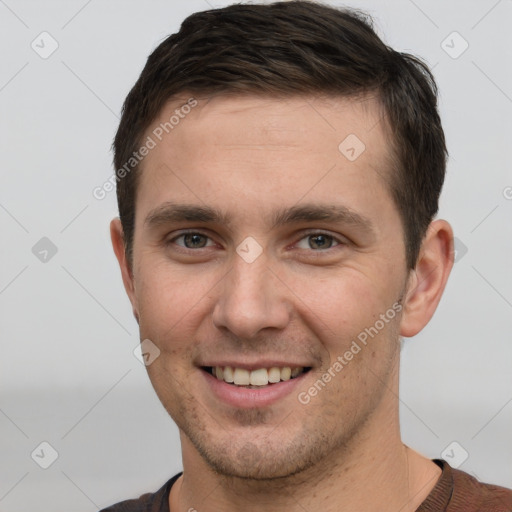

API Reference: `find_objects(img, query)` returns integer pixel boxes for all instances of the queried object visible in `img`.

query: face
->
[118,94,413,479]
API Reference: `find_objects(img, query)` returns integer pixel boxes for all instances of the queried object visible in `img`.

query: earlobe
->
[399,220,454,338]
[110,218,139,322]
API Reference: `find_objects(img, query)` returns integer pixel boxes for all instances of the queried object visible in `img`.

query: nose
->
[212,252,291,340]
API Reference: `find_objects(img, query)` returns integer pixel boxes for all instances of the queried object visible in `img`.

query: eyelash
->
[166,230,346,254]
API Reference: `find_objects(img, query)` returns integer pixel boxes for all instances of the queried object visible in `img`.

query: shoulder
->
[449,464,512,511]
[99,490,154,512]
[420,460,512,512]
[98,474,181,512]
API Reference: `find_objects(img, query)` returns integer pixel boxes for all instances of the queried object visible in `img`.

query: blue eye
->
[166,230,344,253]
[171,232,215,249]
[295,233,341,251]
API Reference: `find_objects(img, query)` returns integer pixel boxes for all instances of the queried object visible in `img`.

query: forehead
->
[157,93,388,151]
[136,93,396,230]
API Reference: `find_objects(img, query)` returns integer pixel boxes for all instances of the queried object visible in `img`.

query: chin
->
[185,426,332,481]
[202,446,313,480]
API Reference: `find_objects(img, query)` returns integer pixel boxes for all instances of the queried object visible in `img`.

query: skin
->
[111,93,454,511]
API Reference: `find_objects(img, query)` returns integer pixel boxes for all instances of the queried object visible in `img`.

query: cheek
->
[134,262,206,344]
[290,268,400,362]
[292,270,376,326]
[134,257,231,369]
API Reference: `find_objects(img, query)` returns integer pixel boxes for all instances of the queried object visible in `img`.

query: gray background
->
[0,0,511,510]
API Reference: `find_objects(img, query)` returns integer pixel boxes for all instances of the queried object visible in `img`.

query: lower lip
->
[201,369,309,409]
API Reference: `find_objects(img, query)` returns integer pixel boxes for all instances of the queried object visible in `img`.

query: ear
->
[110,218,139,323]
[400,219,454,338]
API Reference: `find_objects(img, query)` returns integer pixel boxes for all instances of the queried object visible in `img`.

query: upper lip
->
[198,361,312,371]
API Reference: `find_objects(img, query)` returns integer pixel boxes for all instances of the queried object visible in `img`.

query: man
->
[101,1,512,511]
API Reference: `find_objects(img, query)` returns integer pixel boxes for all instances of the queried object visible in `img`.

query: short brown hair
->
[113,0,447,269]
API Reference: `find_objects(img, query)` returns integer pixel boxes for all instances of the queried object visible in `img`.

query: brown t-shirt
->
[99,459,512,511]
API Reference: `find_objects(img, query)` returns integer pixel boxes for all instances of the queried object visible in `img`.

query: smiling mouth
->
[202,366,312,388]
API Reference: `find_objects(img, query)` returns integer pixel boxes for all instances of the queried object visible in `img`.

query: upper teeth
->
[213,366,304,386]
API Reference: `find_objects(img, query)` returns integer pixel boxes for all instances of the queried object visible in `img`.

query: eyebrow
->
[144,201,376,237]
